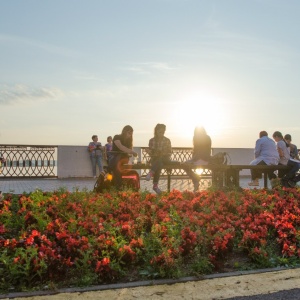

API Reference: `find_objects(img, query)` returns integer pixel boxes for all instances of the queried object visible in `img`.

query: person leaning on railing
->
[88,135,105,178]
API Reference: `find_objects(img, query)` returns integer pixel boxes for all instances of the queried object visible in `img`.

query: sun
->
[171,91,228,140]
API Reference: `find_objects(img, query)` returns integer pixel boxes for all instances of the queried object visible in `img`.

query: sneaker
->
[145,171,153,181]
[248,179,259,186]
[153,185,162,195]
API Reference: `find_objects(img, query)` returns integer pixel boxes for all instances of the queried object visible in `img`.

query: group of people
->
[87,135,113,178]
[89,124,212,194]
[89,125,299,194]
[248,131,299,188]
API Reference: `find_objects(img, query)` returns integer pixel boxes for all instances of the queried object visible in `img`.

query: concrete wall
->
[57,146,142,178]
[57,146,255,178]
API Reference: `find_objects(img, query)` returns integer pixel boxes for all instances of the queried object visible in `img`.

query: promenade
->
[0,176,258,195]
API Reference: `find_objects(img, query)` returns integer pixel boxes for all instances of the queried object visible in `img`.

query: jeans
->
[150,156,177,184]
[90,155,103,177]
[280,160,300,180]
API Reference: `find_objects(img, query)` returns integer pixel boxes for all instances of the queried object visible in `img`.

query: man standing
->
[248,131,279,186]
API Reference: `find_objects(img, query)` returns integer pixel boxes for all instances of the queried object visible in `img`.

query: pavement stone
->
[0,176,266,195]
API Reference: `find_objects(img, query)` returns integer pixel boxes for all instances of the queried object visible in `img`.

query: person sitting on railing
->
[145,123,177,195]
[182,126,212,192]
[248,131,279,187]
[109,125,138,190]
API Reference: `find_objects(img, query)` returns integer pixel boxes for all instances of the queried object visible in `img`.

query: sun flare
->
[171,91,228,140]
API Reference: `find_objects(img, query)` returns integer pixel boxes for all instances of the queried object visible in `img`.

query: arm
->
[114,140,138,157]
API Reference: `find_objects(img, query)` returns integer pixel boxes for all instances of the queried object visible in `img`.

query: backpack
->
[209,152,229,165]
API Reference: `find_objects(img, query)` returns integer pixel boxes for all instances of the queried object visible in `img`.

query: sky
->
[1,0,300,148]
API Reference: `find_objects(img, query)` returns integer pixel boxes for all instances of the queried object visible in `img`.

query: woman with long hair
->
[109,125,138,189]
[183,126,212,192]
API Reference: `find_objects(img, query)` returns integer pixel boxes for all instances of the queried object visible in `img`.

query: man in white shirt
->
[248,131,279,186]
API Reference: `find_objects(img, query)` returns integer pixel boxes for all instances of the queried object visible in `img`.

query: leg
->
[96,155,104,173]
[90,156,97,177]
[109,155,122,189]
[249,160,264,186]
[182,165,200,191]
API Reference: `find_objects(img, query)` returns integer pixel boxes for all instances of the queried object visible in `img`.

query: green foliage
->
[1,187,300,293]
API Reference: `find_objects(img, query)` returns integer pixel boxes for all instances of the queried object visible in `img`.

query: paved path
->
[0,176,264,194]
[1,268,300,299]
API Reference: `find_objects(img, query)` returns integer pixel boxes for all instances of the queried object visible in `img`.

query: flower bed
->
[1,187,300,292]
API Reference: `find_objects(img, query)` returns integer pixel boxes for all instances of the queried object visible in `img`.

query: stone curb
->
[1,266,296,299]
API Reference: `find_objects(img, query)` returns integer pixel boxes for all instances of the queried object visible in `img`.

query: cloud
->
[0,34,79,58]
[122,62,180,74]
[0,84,64,105]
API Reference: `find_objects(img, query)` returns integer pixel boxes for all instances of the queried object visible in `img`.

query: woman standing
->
[109,125,138,190]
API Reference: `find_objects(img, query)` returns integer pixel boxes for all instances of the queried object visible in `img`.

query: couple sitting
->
[248,131,300,188]
[145,124,211,194]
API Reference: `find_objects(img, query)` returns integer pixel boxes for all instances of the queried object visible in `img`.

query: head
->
[284,134,292,144]
[272,131,283,142]
[194,126,207,137]
[154,123,166,139]
[259,131,268,138]
[121,125,133,148]
[92,135,98,142]
[107,136,112,143]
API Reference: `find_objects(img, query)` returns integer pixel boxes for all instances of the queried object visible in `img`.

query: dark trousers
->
[280,160,300,180]
[150,156,177,184]
[109,154,129,189]
[251,160,277,180]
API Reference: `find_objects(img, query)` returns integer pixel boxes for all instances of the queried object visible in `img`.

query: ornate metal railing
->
[0,145,57,178]
[140,147,212,177]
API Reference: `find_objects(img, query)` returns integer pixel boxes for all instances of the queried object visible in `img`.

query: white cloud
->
[122,62,180,74]
[0,84,64,105]
[0,34,79,58]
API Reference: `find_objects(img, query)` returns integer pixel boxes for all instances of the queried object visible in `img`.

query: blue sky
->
[1,0,300,148]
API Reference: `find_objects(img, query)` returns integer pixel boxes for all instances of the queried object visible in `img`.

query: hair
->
[272,131,283,139]
[284,134,292,141]
[273,131,289,147]
[259,131,268,138]
[91,135,97,140]
[121,125,133,148]
[193,126,207,145]
[107,136,112,142]
[154,123,166,138]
